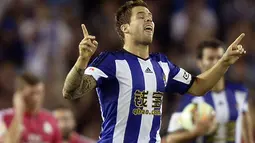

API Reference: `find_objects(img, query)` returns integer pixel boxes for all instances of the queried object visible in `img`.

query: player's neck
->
[211,78,225,92]
[26,107,40,115]
[123,42,149,60]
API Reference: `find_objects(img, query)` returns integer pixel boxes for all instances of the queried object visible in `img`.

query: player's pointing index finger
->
[231,33,245,46]
[81,24,89,37]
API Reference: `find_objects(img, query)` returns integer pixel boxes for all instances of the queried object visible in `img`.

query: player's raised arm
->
[62,24,98,100]
[3,92,25,143]
[188,33,246,96]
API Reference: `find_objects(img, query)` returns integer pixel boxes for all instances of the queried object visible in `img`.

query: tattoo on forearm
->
[63,66,96,100]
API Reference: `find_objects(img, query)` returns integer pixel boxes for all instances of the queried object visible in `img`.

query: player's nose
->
[145,16,152,22]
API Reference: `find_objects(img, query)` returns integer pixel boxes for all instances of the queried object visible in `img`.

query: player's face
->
[53,109,75,139]
[128,6,154,44]
[198,47,224,72]
[23,83,44,110]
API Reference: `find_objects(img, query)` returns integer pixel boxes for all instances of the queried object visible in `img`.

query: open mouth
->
[144,25,153,31]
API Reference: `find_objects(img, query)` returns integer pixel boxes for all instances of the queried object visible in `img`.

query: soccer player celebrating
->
[166,40,248,143]
[62,0,246,142]
[0,72,61,143]
[53,105,96,143]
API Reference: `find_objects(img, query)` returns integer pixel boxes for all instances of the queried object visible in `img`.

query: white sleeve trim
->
[173,68,192,85]
[85,67,108,80]
[167,112,183,132]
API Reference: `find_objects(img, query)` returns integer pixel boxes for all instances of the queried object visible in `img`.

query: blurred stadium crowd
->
[1,0,255,140]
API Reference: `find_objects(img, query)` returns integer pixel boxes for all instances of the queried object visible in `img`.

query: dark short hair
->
[197,40,225,59]
[115,0,148,43]
[16,72,42,90]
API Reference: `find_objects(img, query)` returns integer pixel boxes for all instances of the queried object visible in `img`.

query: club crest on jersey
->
[43,122,52,134]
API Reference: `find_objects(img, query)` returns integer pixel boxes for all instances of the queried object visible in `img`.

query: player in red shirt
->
[53,105,96,143]
[0,72,61,143]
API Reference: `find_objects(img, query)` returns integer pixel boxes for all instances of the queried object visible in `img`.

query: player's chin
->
[142,37,153,45]
[141,40,152,45]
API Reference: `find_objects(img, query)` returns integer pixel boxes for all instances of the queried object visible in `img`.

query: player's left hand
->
[13,86,31,115]
[221,33,246,66]
[13,91,26,116]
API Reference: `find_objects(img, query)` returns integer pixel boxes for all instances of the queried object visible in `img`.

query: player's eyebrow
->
[136,11,152,16]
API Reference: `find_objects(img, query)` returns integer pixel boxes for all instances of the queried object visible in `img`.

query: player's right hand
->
[221,33,246,66]
[79,24,98,60]
[192,111,217,136]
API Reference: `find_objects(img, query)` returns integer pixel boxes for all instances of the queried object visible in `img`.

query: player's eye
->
[138,15,145,19]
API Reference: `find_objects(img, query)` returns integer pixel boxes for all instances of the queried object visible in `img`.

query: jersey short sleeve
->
[85,52,116,87]
[228,82,249,113]
[165,60,195,95]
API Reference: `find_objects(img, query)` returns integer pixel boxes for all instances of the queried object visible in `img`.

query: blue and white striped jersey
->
[85,50,195,143]
[168,82,248,143]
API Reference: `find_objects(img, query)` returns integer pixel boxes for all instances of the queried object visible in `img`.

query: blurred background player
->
[236,95,254,143]
[53,105,96,143]
[0,72,61,143]
[62,0,246,142]
[166,40,248,143]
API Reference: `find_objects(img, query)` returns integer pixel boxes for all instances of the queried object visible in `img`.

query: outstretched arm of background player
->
[166,130,199,143]
[63,24,98,100]
[242,111,254,143]
[242,104,255,143]
[167,125,217,143]
[188,33,246,96]
[166,113,216,143]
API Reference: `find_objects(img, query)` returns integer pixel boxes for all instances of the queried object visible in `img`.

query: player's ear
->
[121,24,129,34]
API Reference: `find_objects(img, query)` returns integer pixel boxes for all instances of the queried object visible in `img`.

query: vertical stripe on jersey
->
[212,91,229,143]
[202,92,214,143]
[150,60,165,143]
[137,59,157,143]
[235,91,247,143]
[203,92,215,109]
[112,60,133,143]
[225,89,238,121]
[158,61,170,83]
[235,91,247,112]
[123,58,145,143]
